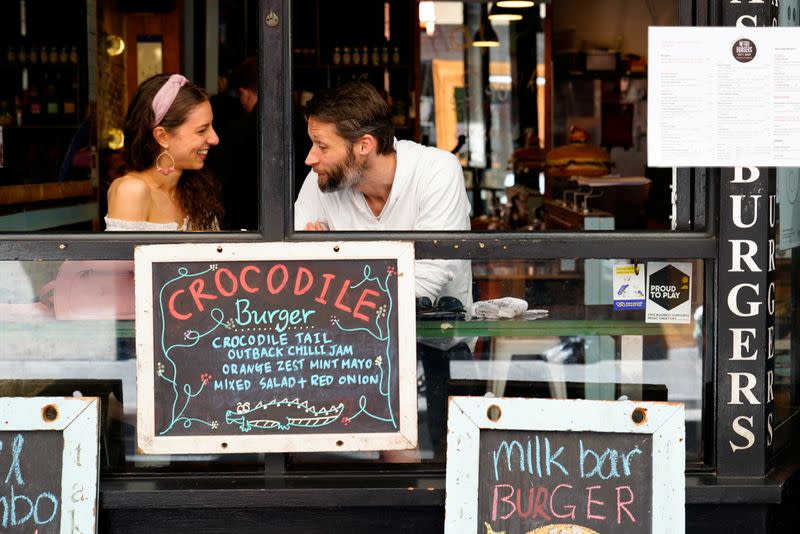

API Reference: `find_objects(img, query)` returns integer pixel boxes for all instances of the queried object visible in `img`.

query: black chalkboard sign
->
[479,430,652,534]
[0,397,100,534]
[136,242,417,454]
[445,397,685,534]
[0,431,63,532]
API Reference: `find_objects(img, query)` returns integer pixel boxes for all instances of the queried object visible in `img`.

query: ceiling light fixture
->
[496,1,535,8]
[473,20,500,47]
[419,1,436,36]
[489,4,523,22]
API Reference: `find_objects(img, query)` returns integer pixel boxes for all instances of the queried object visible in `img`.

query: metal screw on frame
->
[265,10,279,27]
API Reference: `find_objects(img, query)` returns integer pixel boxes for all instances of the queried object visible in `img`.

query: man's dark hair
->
[304,81,395,155]
[232,57,258,92]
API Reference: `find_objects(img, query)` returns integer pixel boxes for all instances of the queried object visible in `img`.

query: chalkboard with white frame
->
[445,397,685,534]
[135,241,417,455]
[0,396,100,534]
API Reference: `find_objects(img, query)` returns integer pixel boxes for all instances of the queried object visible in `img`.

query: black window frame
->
[0,0,720,470]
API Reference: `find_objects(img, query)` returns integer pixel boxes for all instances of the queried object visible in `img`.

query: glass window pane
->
[774,251,798,426]
[773,176,799,436]
[1,0,261,232]
[0,259,262,472]
[290,258,706,467]
[291,0,693,234]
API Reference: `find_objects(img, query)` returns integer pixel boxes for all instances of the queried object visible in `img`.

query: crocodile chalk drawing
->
[225,398,345,432]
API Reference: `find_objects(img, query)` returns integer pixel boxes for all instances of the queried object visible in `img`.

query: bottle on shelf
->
[362,46,369,65]
[28,84,42,124]
[392,46,400,65]
[6,46,17,64]
[14,96,22,126]
[39,46,48,64]
[45,73,60,118]
[29,46,38,64]
[0,101,13,127]
[342,46,351,65]
[332,46,341,65]
[69,46,79,64]
[18,91,29,125]
[17,46,27,64]
[59,47,68,64]
[62,74,77,122]
[371,46,380,66]
[381,45,389,65]
[49,46,59,64]
[352,46,361,65]
[391,99,408,127]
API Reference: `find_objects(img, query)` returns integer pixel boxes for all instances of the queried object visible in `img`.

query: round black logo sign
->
[732,38,756,63]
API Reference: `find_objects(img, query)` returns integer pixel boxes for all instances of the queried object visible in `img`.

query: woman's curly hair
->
[123,73,223,230]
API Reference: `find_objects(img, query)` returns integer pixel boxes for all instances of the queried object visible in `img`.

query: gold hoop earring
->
[155,150,176,175]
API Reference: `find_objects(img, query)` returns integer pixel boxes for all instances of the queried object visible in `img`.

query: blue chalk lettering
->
[580,440,621,480]
[622,446,643,476]
[10,485,33,526]
[33,492,58,525]
[493,440,526,481]
[4,434,24,486]
[544,437,568,476]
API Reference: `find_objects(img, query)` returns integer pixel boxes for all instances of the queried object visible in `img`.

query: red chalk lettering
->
[532,486,551,521]
[214,268,238,297]
[168,289,192,320]
[334,279,353,313]
[294,267,314,295]
[586,485,606,520]
[353,289,380,322]
[266,264,289,294]
[550,484,576,520]
[491,484,516,521]
[616,485,636,524]
[315,273,336,304]
[188,279,217,312]
[240,265,261,293]
[515,487,534,518]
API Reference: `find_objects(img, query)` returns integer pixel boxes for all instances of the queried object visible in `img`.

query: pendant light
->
[472,10,500,47]
[496,0,535,7]
[489,4,523,22]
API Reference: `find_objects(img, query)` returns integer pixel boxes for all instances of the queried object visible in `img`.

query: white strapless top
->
[104,216,188,231]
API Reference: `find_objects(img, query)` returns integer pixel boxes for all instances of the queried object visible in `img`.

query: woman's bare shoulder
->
[107,173,152,219]
[108,173,151,197]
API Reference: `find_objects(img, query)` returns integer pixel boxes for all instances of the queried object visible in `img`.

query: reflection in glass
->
[773,252,799,426]
[774,179,800,431]
[104,33,125,57]
[0,260,262,472]
[291,258,705,466]
[290,0,683,232]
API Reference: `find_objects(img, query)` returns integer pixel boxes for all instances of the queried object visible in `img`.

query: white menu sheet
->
[649,27,800,168]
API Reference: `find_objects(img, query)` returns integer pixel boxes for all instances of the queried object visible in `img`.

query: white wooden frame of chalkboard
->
[0,397,100,534]
[445,397,685,534]
[135,241,417,454]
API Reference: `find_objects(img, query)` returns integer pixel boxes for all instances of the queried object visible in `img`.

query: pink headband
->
[151,74,188,127]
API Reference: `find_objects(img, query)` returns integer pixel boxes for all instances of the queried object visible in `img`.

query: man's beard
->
[318,145,366,193]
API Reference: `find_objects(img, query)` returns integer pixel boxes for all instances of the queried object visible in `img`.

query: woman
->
[105,73,223,231]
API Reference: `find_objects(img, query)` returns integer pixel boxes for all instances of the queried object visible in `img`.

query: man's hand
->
[304,220,329,231]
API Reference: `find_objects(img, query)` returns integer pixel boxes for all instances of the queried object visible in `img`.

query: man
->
[295,81,472,457]
[234,58,259,114]
[207,58,259,230]
[295,81,472,307]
